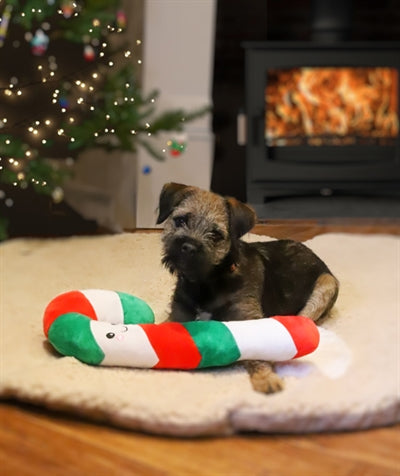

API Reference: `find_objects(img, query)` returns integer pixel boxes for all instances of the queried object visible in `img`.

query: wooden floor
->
[1,218,399,476]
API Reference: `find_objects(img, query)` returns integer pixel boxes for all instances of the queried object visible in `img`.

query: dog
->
[156,183,339,393]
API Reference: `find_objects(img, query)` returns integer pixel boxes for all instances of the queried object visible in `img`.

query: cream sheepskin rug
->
[0,232,399,436]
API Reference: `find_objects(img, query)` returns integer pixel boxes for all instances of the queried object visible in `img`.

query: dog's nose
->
[181,242,197,256]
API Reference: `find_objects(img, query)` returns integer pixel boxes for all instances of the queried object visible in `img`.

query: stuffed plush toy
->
[43,289,320,369]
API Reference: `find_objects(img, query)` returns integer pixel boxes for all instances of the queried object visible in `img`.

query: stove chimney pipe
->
[311,0,353,42]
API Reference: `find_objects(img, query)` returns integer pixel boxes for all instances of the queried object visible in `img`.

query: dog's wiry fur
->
[157,183,339,393]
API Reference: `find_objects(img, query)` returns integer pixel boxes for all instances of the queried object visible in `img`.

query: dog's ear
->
[226,197,257,238]
[156,183,193,224]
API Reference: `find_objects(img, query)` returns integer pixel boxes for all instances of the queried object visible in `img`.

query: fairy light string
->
[0,0,209,239]
[1,2,142,199]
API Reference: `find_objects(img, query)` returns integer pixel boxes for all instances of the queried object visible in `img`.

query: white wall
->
[136,0,216,227]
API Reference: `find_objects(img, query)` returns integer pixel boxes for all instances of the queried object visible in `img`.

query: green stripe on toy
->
[48,313,105,365]
[43,289,320,369]
[183,320,241,368]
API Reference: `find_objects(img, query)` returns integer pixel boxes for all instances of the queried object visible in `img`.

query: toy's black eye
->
[121,326,128,333]
[173,215,187,228]
[106,332,115,339]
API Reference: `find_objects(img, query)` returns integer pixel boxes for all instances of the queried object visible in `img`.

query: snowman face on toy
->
[104,324,128,341]
[90,321,159,368]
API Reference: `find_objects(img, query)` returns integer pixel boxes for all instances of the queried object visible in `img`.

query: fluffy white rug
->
[0,232,399,436]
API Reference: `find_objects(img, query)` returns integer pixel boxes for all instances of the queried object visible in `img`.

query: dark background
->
[211,0,400,201]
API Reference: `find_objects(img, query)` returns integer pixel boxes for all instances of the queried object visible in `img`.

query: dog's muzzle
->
[165,237,209,281]
[180,241,199,256]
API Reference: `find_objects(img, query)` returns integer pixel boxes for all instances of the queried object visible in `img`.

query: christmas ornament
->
[142,165,152,175]
[61,0,75,19]
[0,4,13,48]
[116,10,127,29]
[58,96,69,109]
[83,44,95,61]
[167,133,187,157]
[31,29,49,56]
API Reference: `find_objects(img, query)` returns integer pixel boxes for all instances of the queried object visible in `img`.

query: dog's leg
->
[299,272,339,321]
[244,361,284,394]
[166,300,193,322]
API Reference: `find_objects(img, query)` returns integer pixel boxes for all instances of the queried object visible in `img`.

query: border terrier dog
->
[156,183,339,393]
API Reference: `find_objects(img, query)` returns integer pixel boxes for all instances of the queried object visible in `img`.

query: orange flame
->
[266,67,399,146]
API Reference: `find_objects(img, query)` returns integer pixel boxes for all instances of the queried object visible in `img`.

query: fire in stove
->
[265,67,399,147]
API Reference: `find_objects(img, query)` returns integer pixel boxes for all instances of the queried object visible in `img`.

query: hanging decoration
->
[83,44,95,61]
[58,95,69,109]
[167,133,187,157]
[31,29,49,56]
[0,4,13,47]
[61,0,75,19]
[116,10,127,29]
[142,165,152,175]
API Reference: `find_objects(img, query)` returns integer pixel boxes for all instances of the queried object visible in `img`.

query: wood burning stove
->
[243,41,400,209]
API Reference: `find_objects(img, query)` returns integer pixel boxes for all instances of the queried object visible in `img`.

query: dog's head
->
[156,183,256,281]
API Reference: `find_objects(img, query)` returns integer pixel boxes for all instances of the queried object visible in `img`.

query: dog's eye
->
[173,216,187,228]
[210,229,224,242]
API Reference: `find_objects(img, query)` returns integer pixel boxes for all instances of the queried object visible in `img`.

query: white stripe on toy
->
[223,319,298,361]
[90,321,159,367]
[81,289,124,324]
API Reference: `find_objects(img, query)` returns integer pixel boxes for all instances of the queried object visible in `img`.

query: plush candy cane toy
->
[43,289,320,369]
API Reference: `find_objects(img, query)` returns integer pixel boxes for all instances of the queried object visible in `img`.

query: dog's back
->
[250,239,338,320]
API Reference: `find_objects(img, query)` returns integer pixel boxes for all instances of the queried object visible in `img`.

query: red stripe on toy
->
[43,290,97,336]
[139,322,202,369]
[272,315,320,358]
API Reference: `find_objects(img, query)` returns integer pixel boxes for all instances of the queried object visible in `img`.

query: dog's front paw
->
[250,370,284,394]
[245,361,284,394]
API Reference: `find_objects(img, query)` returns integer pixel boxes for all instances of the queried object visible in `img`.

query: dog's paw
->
[250,370,284,394]
[245,361,284,394]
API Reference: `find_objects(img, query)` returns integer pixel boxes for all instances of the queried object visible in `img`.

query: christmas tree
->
[0,0,209,239]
